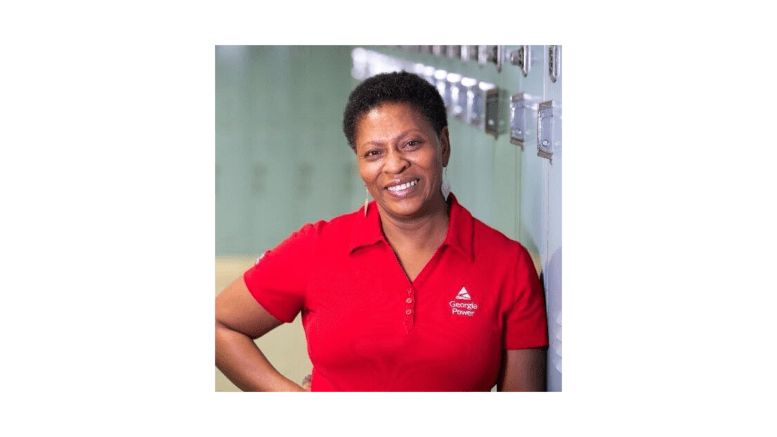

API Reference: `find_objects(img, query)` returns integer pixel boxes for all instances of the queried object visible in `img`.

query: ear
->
[439,126,451,167]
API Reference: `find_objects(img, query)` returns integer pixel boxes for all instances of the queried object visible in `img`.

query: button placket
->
[404,286,415,332]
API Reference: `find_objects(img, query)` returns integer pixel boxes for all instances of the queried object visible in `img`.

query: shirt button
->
[406,298,412,304]
[406,309,412,315]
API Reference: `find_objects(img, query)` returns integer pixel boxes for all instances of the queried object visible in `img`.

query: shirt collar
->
[348,199,385,253]
[443,193,474,261]
[348,192,474,262]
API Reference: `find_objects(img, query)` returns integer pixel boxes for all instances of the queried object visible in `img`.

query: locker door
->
[514,45,562,392]
[542,46,562,392]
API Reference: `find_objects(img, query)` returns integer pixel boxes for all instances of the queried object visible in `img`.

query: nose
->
[383,148,409,174]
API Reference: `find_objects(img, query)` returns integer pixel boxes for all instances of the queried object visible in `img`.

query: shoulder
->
[468,217,536,280]
[471,218,527,256]
[254,208,360,269]
[282,208,360,249]
[306,208,360,237]
[447,195,532,268]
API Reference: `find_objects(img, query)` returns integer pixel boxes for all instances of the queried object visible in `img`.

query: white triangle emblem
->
[455,287,471,300]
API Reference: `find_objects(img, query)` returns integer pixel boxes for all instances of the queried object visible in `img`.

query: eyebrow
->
[358,129,426,148]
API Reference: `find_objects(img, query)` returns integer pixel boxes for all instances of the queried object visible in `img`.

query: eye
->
[406,139,423,148]
[364,150,381,158]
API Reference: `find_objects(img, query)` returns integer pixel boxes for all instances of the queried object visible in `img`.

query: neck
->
[378,194,450,251]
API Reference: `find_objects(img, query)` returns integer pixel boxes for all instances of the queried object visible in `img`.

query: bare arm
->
[215,277,305,392]
[497,348,547,392]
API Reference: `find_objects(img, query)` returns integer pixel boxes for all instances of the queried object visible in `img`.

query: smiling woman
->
[357,102,449,222]
[215,71,548,392]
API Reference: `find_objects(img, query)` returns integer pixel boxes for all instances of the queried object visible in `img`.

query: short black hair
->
[342,71,448,151]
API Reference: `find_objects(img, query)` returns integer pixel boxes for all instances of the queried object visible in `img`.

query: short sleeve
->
[504,246,549,349]
[243,223,317,323]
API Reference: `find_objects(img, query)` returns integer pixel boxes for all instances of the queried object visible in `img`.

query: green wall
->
[216,46,361,254]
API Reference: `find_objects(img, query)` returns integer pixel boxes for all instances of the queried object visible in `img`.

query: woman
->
[215,71,548,391]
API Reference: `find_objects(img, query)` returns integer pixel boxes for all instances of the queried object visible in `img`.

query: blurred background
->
[215,45,562,392]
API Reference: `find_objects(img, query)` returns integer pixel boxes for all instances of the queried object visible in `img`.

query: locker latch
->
[537,101,561,162]
[433,69,449,108]
[461,77,480,126]
[478,45,503,72]
[461,45,478,62]
[485,85,505,139]
[510,93,536,150]
[447,73,464,121]
[549,45,561,83]
[509,45,531,77]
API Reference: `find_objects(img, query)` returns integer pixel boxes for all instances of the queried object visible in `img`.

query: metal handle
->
[477,45,503,72]
[510,93,536,149]
[509,45,531,77]
[537,100,561,162]
[549,45,561,83]
[484,85,504,139]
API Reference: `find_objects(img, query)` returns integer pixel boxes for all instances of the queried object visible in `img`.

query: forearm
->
[497,348,547,392]
[215,323,304,392]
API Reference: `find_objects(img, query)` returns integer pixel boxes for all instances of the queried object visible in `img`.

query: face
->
[354,102,450,221]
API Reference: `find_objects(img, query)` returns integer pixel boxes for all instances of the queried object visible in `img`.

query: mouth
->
[385,178,419,197]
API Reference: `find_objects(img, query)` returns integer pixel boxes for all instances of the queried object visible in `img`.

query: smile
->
[386,179,419,194]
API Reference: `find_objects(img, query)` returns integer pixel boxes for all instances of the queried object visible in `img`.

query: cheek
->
[423,149,443,175]
[358,162,377,186]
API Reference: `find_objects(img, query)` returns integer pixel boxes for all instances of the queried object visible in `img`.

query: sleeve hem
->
[504,340,549,350]
[243,273,298,324]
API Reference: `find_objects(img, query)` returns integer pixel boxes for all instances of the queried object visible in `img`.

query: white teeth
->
[388,179,418,192]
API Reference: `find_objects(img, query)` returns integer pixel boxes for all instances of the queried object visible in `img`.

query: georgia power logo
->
[449,286,478,317]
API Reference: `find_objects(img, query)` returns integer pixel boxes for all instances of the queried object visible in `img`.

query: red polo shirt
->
[243,193,548,391]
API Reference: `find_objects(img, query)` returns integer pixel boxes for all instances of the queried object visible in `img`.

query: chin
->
[383,197,434,219]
